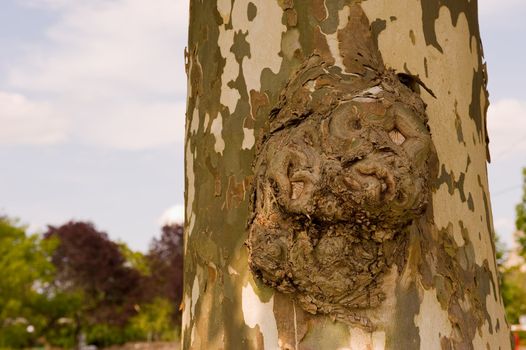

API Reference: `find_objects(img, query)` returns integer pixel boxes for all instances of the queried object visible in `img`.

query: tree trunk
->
[182,1,511,349]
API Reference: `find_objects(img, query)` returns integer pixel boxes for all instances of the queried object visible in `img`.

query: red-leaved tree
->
[147,223,184,322]
[44,222,144,327]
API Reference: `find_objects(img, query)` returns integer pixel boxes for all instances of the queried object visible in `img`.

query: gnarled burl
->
[247,5,435,329]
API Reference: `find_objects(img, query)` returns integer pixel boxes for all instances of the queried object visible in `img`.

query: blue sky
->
[0,0,525,251]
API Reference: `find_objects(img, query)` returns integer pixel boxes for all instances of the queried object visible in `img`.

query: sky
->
[0,0,524,251]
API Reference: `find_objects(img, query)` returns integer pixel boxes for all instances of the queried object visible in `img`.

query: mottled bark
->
[183,1,511,349]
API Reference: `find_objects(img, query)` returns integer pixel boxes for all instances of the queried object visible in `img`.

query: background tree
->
[0,217,185,348]
[0,217,56,348]
[500,266,526,325]
[498,168,526,325]
[124,223,185,343]
[128,298,177,343]
[146,223,184,325]
[183,0,510,349]
[118,241,150,276]
[44,221,145,346]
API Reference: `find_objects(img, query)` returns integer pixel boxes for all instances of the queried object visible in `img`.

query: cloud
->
[158,204,184,226]
[0,91,68,145]
[487,99,526,161]
[11,0,188,97]
[6,0,189,150]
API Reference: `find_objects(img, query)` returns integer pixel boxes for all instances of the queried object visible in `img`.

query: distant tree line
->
[0,218,183,349]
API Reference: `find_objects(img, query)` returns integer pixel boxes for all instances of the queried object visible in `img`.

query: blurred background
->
[0,0,525,348]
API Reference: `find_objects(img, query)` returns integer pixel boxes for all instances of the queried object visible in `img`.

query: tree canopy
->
[0,218,185,348]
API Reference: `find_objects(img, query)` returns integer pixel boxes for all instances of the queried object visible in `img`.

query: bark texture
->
[183,1,511,349]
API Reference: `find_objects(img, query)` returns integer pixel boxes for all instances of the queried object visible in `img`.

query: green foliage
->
[0,217,86,349]
[128,298,178,342]
[0,217,56,348]
[86,323,130,348]
[44,320,78,349]
[118,241,150,276]
[0,322,32,350]
[0,217,183,348]
[82,298,179,347]
[500,168,526,326]
[39,291,84,348]
[501,266,526,324]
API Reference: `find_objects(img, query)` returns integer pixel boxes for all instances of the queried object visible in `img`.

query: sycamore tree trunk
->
[182,1,511,349]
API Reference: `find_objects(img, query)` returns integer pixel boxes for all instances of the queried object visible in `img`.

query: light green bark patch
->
[301,319,351,349]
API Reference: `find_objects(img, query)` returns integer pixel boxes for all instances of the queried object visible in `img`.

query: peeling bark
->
[183,1,511,349]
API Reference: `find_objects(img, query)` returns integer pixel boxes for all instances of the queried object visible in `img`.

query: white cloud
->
[6,0,189,150]
[0,91,68,145]
[487,99,526,160]
[158,204,185,226]
[11,0,188,97]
